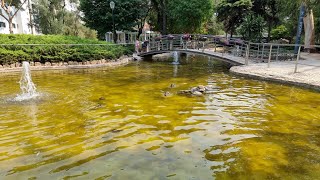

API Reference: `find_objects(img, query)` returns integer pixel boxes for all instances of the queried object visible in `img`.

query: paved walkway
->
[230,53,320,91]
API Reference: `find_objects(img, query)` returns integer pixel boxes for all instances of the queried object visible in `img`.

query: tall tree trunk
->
[137,26,143,39]
[28,0,34,34]
[267,19,272,42]
[157,12,162,33]
[161,0,167,35]
[304,9,315,52]
[8,18,13,34]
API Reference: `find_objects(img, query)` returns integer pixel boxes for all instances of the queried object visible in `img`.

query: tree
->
[216,0,252,37]
[80,0,150,39]
[205,15,224,35]
[27,0,34,34]
[62,9,97,39]
[33,0,97,39]
[150,0,167,34]
[33,0,65,34]
[0,0,28,34]
[251,0,279,42]
[136,0,152,38]
[277,0,320,50]
[167,0,213,33]
[238,12,265,42]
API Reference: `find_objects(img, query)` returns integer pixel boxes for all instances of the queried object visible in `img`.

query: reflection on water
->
[0,56,320,179]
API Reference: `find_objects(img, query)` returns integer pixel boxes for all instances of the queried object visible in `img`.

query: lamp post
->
[110,1,116,43]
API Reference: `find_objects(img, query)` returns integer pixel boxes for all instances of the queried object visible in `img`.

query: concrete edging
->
[0,56,133,74]
[230,66,320,92]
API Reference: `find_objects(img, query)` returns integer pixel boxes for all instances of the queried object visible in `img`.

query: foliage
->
[0,34,133,65]
[148,0,213,34]
[238,13,265,42]
[275,0,320,43]
[166,0,213,33]
[80,0,150,38]
[251,0,279,41]
[0,0,28,33]
[61,9,98,39]
[216,0,252,37]
[205,16,225,35]
[271,25,290,40]
[149,0,167,34]
[33,0,64,34]
[33,0,97,39]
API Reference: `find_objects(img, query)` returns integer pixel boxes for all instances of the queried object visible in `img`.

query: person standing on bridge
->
[135,38,140,54]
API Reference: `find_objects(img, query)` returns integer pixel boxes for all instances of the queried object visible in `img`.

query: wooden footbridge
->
[137,34,300,66]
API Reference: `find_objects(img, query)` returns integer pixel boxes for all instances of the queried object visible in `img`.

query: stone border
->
[230,66,320,92]
[0,56,134,73]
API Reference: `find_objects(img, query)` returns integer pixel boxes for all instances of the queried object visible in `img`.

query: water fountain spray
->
[14,61,39,101]
[172,51,180,65]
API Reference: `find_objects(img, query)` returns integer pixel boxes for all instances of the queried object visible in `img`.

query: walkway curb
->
[230,66,320,92]
[0,56,133,74]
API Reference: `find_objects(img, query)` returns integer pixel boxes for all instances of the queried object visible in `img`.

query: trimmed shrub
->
[271,25,290,40]
[0,34,133,65]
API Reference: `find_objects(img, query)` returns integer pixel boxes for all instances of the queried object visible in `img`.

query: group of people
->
[135,39,149,54]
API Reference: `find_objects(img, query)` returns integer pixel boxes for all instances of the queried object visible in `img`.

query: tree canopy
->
[167,0,212,33]
[33,0,97,39]
[0,0,28,33]
[80,0,150,38]
[216,0,252,37]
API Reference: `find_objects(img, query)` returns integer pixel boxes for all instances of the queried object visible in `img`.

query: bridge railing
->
[142,34,320,73]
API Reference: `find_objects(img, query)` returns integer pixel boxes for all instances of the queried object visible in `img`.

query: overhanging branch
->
[0,12,9,21]
[12,0,27,18]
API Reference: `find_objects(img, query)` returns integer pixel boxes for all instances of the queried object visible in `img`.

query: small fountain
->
[14,61,39,101]
[172,51,180,65]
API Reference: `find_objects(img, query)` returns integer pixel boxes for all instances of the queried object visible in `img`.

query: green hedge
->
[0,34,134,65]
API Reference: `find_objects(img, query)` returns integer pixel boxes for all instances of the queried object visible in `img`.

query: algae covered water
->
[0,55,320,179]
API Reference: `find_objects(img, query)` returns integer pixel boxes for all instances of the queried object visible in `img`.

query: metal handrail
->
[0,43,133,46]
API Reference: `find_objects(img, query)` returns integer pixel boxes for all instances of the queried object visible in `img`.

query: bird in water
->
[170,83,176,88]
[164,91,171,97]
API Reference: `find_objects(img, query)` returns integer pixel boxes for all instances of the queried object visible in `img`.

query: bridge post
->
[276,45,280,61]
[268,45,273,68]
[294,45,301,73]
[261,43,265,61]
[202,42,205,52]
[214,42,217,52]
[222,45,224,56]
[245,44,250,65]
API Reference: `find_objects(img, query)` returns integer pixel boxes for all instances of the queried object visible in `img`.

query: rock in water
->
[197,85,206,92]
[178,85,217,96]
[192,91,203,96]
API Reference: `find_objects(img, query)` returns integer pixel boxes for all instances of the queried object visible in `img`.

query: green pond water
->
[0,55,320,179]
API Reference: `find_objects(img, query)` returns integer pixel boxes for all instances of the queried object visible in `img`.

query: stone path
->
[230,53,320,91]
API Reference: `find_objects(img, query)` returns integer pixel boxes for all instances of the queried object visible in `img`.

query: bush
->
[0,34,133,65]
[271,25,290,40]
